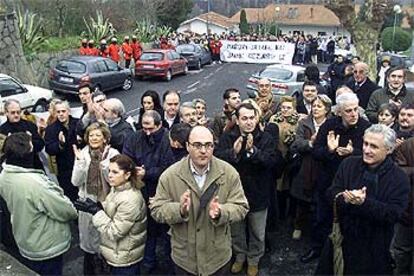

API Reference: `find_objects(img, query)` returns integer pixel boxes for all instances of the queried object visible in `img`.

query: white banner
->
[220,41,295,64]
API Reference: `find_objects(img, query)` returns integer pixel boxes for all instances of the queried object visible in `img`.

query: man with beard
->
[366,66,414,123]
[179,102,198,127]
[0,99,45,170]
[162,90,181,129]
[301,93,371,263]
[345,62,379,109]
[101,98,134,152]
[395,104,414,146]
[215,103,281,276]
[45,100,79,202]
[316,124,409,275]
[122,110,175,272]
[212,88,241,143]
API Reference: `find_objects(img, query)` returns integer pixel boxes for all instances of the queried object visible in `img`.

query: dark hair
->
[386,66,406,78]
[142,110,162,126]
[92,91,106,100]
[162,90,181,102]
[109,154,144,190]
[141,90,162,111]
[235,102,258,118]
[223,88,239,100]
[302,80,317,90]
[2,133,32,165]
[170,123,191,146]
[400,103,414,112]
[78,84,91,91]
[304,65,320,82]
[378,103,399,118]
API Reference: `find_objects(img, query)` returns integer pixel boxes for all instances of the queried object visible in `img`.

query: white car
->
[0,73,53,114]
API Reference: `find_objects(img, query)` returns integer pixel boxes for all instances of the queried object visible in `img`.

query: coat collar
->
[175,156,225,197]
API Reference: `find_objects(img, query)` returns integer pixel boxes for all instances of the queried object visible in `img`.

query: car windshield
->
[56,60,86,73]
[259,68,293,81]
[140,53,164,61]
[176,45,196,53]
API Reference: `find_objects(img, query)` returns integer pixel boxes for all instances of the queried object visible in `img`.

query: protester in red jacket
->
[87,40,99,56]
[98,39,109,58]
[121,36,133,68]
[79,39,88,55]
[131,35,143,61]
[108,37,120,64]
[211,38,222,63]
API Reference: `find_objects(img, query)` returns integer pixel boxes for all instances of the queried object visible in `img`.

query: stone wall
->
[0,12,36,85]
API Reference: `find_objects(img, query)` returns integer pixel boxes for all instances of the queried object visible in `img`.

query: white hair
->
[364,124,396,152]
[106,98,125,117]
[336,93,359,111]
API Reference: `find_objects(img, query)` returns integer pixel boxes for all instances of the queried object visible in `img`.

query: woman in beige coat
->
[92,154,147,275]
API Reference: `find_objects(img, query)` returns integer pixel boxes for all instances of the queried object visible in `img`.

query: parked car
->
[135,49,188,81]
[176,44,212,70]
[247,64,307,98]
[0,73,53,114]
[49,56,133,95]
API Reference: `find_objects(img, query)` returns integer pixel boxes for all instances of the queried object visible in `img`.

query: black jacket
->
[109,119,134,152]
[162,114,180,130]
[312,116,371,191]
[215,126,282,212]
[0,119,45,170]
[346,77,379,109]
[316,156,409,275]
[122,127,175,200]
[44,116,79,174]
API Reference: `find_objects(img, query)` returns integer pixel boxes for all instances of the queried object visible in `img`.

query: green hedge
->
[381,27,412,52]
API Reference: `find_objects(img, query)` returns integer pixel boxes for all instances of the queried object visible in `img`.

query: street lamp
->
[392,5,402,53]
[274,6,280,36]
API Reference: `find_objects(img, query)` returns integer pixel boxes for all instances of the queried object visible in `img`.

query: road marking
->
[182,88,197,95]
[204,72,214,79]
[187,81,200,89]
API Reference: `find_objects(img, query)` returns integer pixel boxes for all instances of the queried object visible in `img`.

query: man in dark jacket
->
[301,93,371,263]
[102,98,134,152]
[328,55,346,94]
[123,110,175,272]
[215,103,281,276]
[316,124,409,275]
[0,99,44,170]
[161,90,181,129]
[296,80,318,116]
[45,100,79,202]
[345,62,379,109]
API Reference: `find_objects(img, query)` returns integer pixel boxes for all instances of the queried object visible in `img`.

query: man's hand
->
[389,99,402,108]
[327,131,339,153]
[396,138,405,148]
[343,187,366,205]
[73,145,83,160]
[245,133,254,151]
[58,131,66,145]
[209,196,221,220]
[180,189,191,217]
[233,136,243,154]
[336,140,353,156]
[136,165,146,180]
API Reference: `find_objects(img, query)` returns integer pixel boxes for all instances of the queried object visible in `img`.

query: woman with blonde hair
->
[75,154,147,275]
[72,122,119,275]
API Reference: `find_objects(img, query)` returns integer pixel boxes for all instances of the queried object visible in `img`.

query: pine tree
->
[240,9,249,34]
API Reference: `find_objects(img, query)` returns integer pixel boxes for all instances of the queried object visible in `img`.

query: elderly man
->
[345,62,379,109]
[316,124,409,275]
[180,101,198,127]
[254,78,277,122]
[366,66,414,123]
[102,98,134,152]
[0,99,45,170]
[162,90,181,129]
[45,100,79,202]
[215,103,281,276]
[150,126,249,275]
[122,110,174,272]
[301,93,371,263]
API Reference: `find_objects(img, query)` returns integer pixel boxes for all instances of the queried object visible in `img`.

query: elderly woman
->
[377,103,399,129]
[290,95,332,240]
[269,96,300,219]
[72,122,119,275]
[76,154,147,275]
[135,90,163,130]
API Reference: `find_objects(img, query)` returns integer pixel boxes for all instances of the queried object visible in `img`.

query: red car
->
[135,49,188,81]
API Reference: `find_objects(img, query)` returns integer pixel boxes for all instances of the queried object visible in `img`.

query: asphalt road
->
[59,62,319,276]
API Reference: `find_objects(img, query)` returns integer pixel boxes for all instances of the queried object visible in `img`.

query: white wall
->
[177,20,238,35]
[279,25,351,37]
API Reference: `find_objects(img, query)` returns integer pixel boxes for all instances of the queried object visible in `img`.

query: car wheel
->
[165,70,172,81]
[196,60,201,70]
[32,100,48,113]
[122,77,133,91]
[183,64,188,75]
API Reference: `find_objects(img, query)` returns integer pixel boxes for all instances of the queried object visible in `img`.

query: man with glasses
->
[122,110,174,273]
[345,62,378,109]
[215,103,280,276]
[366,66,414,123]
[151,125,249,275]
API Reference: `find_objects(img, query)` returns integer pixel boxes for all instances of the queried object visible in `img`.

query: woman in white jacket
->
[72,122,119,275]
[75,154,147,275]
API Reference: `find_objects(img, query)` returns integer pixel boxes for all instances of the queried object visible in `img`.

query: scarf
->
[360,156,393,197]
[86,148,106,201]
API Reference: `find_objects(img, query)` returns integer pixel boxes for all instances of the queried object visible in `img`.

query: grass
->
[42,35,80,53]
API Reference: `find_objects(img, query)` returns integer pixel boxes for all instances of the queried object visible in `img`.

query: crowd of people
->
[0,57,413,276]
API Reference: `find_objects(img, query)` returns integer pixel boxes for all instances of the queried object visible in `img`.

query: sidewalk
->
[0,247,37,276]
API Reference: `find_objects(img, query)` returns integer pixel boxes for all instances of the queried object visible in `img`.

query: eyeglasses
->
[259,84,271,88]
[353,70,365,74]
[188,142,214,150]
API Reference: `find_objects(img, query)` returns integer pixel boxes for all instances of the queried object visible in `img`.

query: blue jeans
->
[111,262,140,275]
[23,254,63,276]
